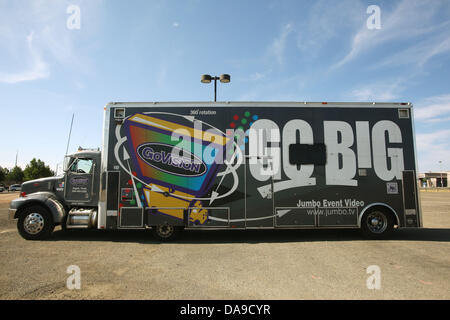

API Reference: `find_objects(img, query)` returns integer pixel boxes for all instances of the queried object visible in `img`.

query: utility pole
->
[14,150,18,167]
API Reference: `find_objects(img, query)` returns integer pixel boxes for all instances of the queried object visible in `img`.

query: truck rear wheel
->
[360,207,394,239]
[17,205,54,240]
[151,224,180,241]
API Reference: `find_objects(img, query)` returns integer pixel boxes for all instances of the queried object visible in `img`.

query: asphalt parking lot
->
[0,191,449,299]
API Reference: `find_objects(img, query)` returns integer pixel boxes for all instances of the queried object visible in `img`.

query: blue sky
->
[0,0,449,173]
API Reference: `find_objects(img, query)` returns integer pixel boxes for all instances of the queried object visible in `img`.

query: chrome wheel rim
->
[157,225,174,238]
[366,211,387,234]
[23,213,44,235]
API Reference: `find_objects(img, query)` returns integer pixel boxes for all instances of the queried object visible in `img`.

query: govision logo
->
[137,143,207,177]
[70,177,89,186]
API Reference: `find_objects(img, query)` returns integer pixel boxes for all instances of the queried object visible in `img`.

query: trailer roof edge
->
[104,101,413,108]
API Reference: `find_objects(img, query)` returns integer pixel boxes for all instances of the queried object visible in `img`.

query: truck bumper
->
[9,208,17,220]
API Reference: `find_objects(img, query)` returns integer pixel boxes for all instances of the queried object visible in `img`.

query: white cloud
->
[156,64,167,88]
[173,22,179,27]
[238,71,270,83]
[414,94,450,171]
[416,129,450,171]
[74,81,85,89]
[351,87,399,101]
[350,78,405,101]
[416,129,450,149]
[0,0,101,84]
[268,23,293,65]
[249,72,265,81]
[370,24,450,69]
[414,94,450,122]
[296,0,365,53]
[424,116,450,124]
[0,31,50,83]
[334,0,447,69]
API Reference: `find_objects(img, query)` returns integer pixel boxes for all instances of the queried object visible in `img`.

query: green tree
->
[23,158,54,181]
[0,166,5,183]
[7,166,24,184]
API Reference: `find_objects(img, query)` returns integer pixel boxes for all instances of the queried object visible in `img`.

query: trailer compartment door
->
[245,155,275,228]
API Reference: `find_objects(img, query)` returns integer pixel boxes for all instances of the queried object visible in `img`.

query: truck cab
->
[9,149,101,240]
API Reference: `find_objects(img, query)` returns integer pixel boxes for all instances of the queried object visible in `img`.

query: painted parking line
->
[0,229,15,234]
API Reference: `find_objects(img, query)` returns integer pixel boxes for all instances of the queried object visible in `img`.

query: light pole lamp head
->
[201,74,212,83]
[220,74,230,83]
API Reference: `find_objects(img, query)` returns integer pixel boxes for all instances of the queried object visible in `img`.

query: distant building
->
[418,171,449,187]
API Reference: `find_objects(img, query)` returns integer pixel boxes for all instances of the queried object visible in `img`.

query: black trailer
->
[10,102,421,240]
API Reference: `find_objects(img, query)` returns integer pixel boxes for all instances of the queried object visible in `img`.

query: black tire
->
[17,205,54,240]
[360,207,395,239]
[151,225,181,241]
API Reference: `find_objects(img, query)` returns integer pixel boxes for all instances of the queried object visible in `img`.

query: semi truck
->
[9,101,422,240]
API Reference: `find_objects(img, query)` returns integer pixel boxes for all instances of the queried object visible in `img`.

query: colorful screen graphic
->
[123,114,227,197]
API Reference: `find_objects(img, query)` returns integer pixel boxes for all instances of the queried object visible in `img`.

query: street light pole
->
[214,77,217,102]
[439,161,443,187]
[201,74,230,102]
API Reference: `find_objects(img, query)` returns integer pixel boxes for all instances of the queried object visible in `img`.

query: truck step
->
[66,225,90,229]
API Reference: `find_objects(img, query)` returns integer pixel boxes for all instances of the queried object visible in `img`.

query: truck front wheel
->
[17,205,54,240]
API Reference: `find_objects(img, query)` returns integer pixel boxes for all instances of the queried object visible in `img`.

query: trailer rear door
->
[402,170,420,227]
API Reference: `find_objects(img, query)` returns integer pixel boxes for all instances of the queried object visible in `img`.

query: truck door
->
[65,158,95,203]
[245,155,275,228]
